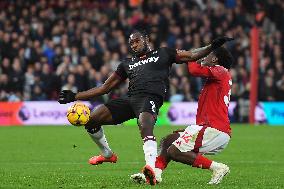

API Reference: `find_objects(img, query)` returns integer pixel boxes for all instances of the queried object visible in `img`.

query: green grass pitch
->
[0,125,284,188]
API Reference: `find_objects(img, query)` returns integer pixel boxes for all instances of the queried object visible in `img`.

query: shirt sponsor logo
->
[129,56,159,70]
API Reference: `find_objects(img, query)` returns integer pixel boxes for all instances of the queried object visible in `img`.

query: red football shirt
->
[188,62,232,135]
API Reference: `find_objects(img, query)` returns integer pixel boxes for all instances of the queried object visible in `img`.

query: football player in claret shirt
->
[131,47,234,185]
[58,29,232,183]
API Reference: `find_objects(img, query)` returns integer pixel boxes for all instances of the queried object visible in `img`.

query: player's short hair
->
[213,47,234,69]
[129,29,149,40]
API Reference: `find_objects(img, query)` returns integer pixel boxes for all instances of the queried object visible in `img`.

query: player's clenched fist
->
[58,90,76,104]
[211,37,234,50]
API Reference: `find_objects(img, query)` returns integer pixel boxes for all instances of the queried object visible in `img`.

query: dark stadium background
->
[0,0,283,123]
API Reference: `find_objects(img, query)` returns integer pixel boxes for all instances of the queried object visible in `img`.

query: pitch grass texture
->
[0,125,283,189]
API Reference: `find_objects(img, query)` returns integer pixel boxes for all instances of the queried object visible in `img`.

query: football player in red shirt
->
[131,46,234,185]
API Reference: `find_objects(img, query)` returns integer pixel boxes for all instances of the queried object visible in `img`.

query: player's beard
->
[130,42,150,57]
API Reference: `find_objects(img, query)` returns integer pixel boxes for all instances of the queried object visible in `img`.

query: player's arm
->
[59,62,127,104]
[177,45,212,62]
[58,73,125,104]
[177,37,233,62]
[187,61,213,77]
[75,73,123,100]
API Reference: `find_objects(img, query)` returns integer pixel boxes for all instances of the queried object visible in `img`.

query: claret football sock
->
[143,136,157,168]
[155,155,168,170]
[192,154,212,169]
[87,127,113,158]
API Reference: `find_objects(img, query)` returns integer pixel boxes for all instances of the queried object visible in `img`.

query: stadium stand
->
[0,0,283,104]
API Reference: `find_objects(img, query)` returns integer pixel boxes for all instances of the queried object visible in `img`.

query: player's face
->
[129,33,146,55]
[201,53,218,66]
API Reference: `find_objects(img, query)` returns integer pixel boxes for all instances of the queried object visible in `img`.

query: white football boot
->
[130,173,146,184]
[154,168,163,183]
[130,168,162,184]
[208,163,230,184]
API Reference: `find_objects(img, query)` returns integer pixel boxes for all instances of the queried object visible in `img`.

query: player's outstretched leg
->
[154,131,181,183]
[167,145,230,184]
[130,131,180,184]
[85,105,117,165]
[138,112,158,185]
[86,126,118,165]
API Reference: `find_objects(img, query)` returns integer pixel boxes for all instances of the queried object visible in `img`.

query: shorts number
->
[224,80,232,107]
[180,132,192,143]
[150,101,156,113]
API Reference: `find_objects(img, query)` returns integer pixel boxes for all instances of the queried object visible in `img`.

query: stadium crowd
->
[0,0,283,105]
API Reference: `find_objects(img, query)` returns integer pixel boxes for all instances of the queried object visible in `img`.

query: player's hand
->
[211,37,234,49]
[58,90,76,104]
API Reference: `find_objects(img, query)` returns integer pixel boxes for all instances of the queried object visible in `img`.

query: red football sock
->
[192,154,212,169]
[155,155,168,170]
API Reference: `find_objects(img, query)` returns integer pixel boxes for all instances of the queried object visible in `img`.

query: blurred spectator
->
[276,75,284,101]
[23,66,35,100]
[31,85,47,101]
[10,58,25,93]
[75,64,89,92]
[61,74,78,93]
[235,83,250,123]
[0,74,9,101]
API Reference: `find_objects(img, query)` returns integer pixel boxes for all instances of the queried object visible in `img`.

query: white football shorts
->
[173,125,230,155]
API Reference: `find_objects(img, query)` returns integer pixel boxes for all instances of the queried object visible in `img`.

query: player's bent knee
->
[84,116,100,129]
[160,133,179,150]
[138,112,156,127]
[167,145,181,161]
[138,119,155,129]
[138,121,155,138]
[84,105,114,130]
